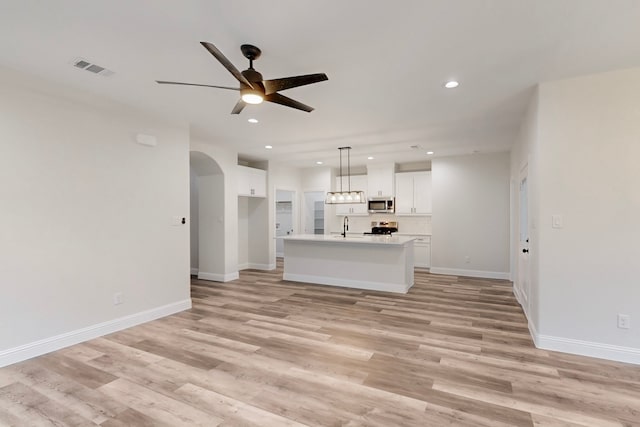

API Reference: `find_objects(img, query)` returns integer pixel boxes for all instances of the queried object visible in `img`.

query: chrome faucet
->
[342,216,349,238]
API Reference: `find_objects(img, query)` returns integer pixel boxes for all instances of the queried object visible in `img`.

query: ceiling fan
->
[156,42,328,114]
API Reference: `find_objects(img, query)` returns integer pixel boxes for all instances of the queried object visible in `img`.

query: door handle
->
[522,249,529,253]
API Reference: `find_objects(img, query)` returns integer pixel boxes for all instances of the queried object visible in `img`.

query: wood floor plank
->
[432,380,625,427]
[98,378,221,427]
[99,407,167,427]
[1,260,639,426]
[6,362,126,424]
[174,382,308,427]
[32,353,117,390]
[0,381,97,427]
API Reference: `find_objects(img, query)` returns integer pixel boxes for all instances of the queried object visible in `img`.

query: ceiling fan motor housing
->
[241,68,264,85]
[240,68,265,102]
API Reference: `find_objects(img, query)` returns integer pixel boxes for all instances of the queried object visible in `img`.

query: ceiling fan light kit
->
[156,41,328,114]
[326,147,366,204]
[241,89,263,104]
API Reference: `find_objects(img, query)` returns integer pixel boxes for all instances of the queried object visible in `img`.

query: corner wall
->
[0,70,191,366]
[431,152,511,279]
[533,68,640,363]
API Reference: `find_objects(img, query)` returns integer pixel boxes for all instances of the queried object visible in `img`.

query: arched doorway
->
[190,151,227,281]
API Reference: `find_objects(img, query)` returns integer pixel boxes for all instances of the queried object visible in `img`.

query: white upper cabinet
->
[335,175,368,215]
[395,171,432,215]
[367,164,395,197]
[395,173,415,214]
[237,165,267,197]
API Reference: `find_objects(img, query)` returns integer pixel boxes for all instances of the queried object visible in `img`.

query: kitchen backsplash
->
[329,213,431,235]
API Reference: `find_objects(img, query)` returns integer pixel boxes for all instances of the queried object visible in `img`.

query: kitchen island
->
[281,234,415,293]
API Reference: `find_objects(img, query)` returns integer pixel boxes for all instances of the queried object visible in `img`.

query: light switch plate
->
[552,215,563,229]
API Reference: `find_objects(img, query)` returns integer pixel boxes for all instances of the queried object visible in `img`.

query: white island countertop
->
[282,234,415,246]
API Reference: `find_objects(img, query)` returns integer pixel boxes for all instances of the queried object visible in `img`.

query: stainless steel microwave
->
[368,197,395,213]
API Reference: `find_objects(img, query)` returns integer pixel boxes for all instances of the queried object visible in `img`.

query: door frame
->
[517,162,530,311]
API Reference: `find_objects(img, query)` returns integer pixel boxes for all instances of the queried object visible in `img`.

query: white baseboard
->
[248,263,276,270]
[283,273,411,294]
[513,284,528,315]
[197,271,239,282]
[238,263,276,271]
[429,267,510,280]
[190,267,198,275]
[524,315,640,365]
[0,299,192,368]
[532,331,640,365]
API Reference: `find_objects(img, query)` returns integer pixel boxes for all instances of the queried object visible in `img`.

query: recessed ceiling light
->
[316,161,323,165]
[426,151,434,155]
[367,156,374,160]
[248,118,258,124]
[265,145,272,149]
[444,81,459,89]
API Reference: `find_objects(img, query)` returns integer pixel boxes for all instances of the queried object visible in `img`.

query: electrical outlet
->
[617,314,630,329]
[464,256,470,264]
[113,292,124,306]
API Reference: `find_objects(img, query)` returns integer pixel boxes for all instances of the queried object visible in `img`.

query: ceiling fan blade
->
[200,42,253,89]
[263,73,328,95]
[265,93,314,112]
[231,99,246,115]
[155,81,239,91]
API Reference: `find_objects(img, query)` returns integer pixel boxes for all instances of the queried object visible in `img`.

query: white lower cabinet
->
[412,235,431,268]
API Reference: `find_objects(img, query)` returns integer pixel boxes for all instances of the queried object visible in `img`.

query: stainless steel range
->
[364,221,398,235]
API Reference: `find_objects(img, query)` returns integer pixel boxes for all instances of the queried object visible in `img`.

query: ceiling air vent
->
[71,57,114,77]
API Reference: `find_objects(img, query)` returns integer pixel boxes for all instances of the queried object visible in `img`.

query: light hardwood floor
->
[2,261,640,426]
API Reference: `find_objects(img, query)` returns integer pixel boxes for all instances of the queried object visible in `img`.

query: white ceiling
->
[2,0,640,168]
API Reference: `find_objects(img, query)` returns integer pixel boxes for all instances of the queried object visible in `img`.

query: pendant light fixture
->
[325,146,366,204]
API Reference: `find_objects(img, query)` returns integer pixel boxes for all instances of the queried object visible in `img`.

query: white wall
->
[270,163,302,235]
[189,167,199,273]
[270,163,303,263]
[532,68,640,361]
[0,71,191,366]
[189,141,239,281]
[247,197,271,269]
[238,197,249,269]
[197,173,226,278]
[301,167,333,191]
[301,167,333,234]
[237,195,271,270]
[431,153,511,279]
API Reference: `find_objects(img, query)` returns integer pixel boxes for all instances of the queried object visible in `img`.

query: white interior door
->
[518,165,530,306]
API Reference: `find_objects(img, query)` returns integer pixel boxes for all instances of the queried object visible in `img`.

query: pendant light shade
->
[325,147,366,204]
